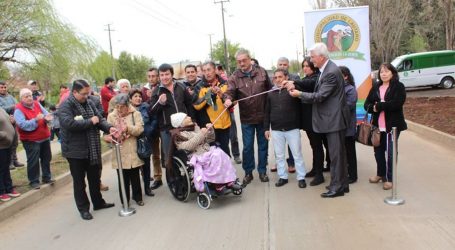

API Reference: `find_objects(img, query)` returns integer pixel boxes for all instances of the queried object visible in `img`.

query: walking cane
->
[113,138,136,216]
[384,127,405,205]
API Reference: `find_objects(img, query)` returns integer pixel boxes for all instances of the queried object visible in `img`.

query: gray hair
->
[309,43,329,58]
[19,88,32,99]
[116,79,131,90]
[234,48,251,59]
[115,93,130,106]
[277,57,290,64]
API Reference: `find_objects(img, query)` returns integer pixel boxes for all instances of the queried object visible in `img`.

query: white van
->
[391,50,455,89]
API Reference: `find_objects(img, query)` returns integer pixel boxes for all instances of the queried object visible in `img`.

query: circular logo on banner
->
[314,13,363,60]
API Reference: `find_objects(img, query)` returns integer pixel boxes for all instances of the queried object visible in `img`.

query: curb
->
[0,150,113,223]
[406,120,455,149]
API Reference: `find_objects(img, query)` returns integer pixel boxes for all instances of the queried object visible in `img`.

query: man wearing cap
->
[28,80,46,107]
[0,81,25,170]
[14,88,54,189]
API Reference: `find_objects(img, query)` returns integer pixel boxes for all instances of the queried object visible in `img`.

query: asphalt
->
[1,111,455,249]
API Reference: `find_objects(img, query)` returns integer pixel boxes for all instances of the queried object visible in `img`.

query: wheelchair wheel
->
[232,188,242,195]
[197,193,211,209]
[166,156,191,202]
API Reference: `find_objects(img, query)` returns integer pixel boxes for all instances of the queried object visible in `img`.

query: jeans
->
[10,127,19,164]
[241,123,268,175]
[229,112,240,158]
[0,147,13,195]
[22,140,52,185]
[271,129,306,180]
[374,131,400,182]
[160,130,171,168]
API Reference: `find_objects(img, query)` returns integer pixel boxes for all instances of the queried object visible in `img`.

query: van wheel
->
[440,77,454,89]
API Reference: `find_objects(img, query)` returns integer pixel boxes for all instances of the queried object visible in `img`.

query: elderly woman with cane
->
[106,93,145,206]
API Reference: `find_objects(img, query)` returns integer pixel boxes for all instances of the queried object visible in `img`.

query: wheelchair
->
[165,149,242,209]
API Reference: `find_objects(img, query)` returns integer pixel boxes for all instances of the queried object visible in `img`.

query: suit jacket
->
[299,60,348,133]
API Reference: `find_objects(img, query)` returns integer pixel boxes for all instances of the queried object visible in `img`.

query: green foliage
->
[212,40,241,73]
[88,51,117,86]
[288,60,301,75]
[0,63,9,80]
[404,33,428,53]
[117,51,154,85]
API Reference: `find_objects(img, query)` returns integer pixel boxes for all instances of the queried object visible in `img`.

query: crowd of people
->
[0,42,407,219]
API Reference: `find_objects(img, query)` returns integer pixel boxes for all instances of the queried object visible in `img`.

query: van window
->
[436,54,455,66]
[403,60,413,70]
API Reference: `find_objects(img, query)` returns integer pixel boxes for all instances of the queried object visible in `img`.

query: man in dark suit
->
[287,43,349,198]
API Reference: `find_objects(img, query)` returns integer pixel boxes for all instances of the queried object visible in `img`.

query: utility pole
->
[301,26,305,57]
[105,24,116,80]
[208,33,214,60]
[214,0,229,74]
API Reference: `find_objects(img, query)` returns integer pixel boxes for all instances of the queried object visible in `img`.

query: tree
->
[0,63,9,80]
[212,40,241,74]
[88,51,117,86]
[117,51,154,85]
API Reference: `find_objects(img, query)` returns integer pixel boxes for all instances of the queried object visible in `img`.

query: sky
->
[52,0,315,69]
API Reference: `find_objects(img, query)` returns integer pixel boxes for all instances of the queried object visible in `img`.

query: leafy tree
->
[289,60,301,76]
[0,63,9,80]
[88,51,117,86]
[117,51,154,85]
[212,40,241,74]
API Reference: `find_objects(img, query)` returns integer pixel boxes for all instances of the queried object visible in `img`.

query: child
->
[169,112,240,193]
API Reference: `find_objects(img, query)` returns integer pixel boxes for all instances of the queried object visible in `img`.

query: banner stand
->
[384,127,405,206]
[114,142,136,216]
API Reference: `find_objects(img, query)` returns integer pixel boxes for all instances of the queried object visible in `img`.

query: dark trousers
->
[345,136,358,180]
[241,123,268,174]
[374,131,400,182]
[323,135,331,167]
[142,157,151,190]
[326,130,348,192]
[10,128,19,164]
[22,140,52,185]
[67,158,106,212]
[50,128,60,141]
[215,128,231,157]
[229,112,240,158]
[305,130,326,176]
[116,168,142,204]
[0,147,13,195]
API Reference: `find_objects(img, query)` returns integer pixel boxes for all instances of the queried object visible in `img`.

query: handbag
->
[356,107,381,147]
[132,113,152,159]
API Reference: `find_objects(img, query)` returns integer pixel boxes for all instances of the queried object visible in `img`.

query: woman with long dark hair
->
[364,63,407,190]
[339,66,358,184]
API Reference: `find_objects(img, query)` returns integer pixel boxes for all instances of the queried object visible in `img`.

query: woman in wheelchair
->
[168,112,241,194]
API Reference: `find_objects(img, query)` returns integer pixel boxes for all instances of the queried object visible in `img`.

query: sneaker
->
[259,173,269,182]
[31,183,41,190]
[43,179,56,185]
[8,189,21,198]
[270,164,277,172]
[100,183,109,191]
[0,194,11,202]
[234,156,242,164]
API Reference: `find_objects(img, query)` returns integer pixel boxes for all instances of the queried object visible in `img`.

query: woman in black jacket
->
[364,63,407,190]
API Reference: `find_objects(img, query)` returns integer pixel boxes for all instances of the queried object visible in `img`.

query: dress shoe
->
[325,185,349,193]
[94,202,115,211]
[383,182,393,190]
[150,180,163,190]
[145,187,155,197]
[234,156,242,164]
[270,164,277,172]
[13,161,25,167]
[136,200,145,206]
[369,176,383,183]
[259,173,269,182]
[80,211,93,220]
[275,178,288,187]
[305,169,316,177]
[30,183,40,189]
[310,176,325,186]
[298,179,307,188]
[242,174,254,186]
[348,178,357,184]
[321,190,344,198]
[100,183,109,191]
[288,166,296,173]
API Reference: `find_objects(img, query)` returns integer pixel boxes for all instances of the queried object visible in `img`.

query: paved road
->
[1,124,455,249]
[406,86,455,97]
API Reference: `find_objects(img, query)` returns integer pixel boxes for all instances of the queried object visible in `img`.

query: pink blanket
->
[190,146,237,192]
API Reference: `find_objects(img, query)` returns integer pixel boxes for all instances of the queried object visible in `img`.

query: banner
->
[304,6,371,120]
